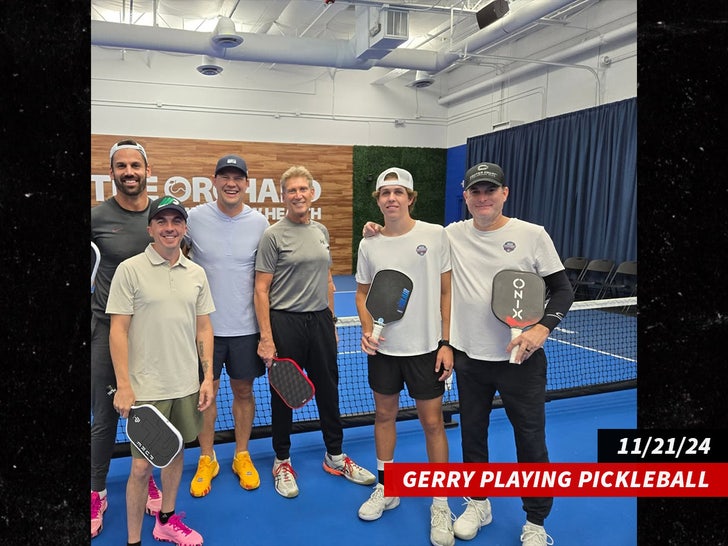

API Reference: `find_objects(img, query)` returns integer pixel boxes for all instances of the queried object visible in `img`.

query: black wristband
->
[438,339,452,349]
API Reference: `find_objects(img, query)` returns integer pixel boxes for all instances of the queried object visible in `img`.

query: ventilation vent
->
[407,71,434,88]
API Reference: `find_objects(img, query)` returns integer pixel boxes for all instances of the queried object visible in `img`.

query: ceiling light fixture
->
[407,70,435,89]
[197,56,223,76]
[211,17,243,48]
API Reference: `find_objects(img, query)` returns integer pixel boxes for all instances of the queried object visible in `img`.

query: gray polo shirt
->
[106,244,215,400]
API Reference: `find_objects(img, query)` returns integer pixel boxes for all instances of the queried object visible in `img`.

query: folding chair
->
[599,260,637,299]
[563,256,589,292]
[91,241,101,293]
[573,259,614,300]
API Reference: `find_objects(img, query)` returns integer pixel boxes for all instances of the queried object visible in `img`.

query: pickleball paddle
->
[364,269,413,342]
[492,269,545,364]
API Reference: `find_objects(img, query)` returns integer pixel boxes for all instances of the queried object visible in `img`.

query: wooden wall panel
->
[92,135,354,274]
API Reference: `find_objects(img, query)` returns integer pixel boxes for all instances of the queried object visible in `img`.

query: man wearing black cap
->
[447,162,573,546]
[185,155,269,497]
[107,196,216,546]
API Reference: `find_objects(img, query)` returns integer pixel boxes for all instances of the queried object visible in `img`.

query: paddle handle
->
[509,327,523,364]
[371,322,384,342]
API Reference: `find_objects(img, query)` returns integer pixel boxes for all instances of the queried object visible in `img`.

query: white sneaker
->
[358,483,400,521]
[520,521,554,546]
[272,458,299,498]
[453,498,492,540]
[429,503,455,546]
[323,452,376,485]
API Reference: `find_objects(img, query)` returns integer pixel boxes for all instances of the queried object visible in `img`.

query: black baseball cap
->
[148,196,188,223]
[215,154,248,176]
[463,162,505,190]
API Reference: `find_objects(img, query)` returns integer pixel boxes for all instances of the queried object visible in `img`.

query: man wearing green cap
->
[107,195,216,546]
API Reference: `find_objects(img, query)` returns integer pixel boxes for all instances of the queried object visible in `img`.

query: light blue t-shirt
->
[186,202,269,336]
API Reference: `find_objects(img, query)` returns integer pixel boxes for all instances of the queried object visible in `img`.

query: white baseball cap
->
[375,167,414,190]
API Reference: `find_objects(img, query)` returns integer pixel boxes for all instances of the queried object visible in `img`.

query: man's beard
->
[113,175,147,196]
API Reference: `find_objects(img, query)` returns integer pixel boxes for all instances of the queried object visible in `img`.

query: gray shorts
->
[368,350,445,400]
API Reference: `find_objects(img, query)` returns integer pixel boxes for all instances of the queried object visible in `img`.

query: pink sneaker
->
[146,475,163,516]
[153,512,203,545]
[90,491,107,538]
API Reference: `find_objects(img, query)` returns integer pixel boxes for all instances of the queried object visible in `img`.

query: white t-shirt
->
[356,220,451,356]
[446,217,563,361]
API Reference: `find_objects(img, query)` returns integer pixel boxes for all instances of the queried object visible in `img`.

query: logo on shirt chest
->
[503,241,516,253]
[416,244,428,256]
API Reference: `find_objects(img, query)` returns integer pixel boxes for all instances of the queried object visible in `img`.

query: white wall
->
[91,1,636,149]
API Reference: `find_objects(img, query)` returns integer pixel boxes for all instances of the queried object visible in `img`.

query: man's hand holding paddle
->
[492,270,547,364]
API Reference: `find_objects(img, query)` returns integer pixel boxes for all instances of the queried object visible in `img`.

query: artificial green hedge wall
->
[352,145,447,272]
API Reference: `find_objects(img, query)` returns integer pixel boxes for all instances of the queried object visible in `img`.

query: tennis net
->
[110,296,636,449]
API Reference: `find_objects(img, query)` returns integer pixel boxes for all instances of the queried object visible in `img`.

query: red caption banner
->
[383,463,728,497]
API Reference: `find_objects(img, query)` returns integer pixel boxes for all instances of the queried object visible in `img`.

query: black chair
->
[573,259,614,300]
[563,256,589,292]
[599,260,637,299]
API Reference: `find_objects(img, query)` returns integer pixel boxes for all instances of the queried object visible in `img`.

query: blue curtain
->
[465,98,636,264]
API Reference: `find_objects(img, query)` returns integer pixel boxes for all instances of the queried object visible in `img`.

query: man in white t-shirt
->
[447,163,574,546]
[355,167,455,546]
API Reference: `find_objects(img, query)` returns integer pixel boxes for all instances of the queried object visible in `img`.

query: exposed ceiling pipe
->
[437,22,636,106]
[90,0,586,73]
[445,0,577,59]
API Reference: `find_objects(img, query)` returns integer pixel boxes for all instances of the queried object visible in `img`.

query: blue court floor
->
[94,389,636,546]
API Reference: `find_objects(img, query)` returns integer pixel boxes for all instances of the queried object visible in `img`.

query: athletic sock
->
[432,496,449,507]
[377,458,392,486]
[159,510,175,524]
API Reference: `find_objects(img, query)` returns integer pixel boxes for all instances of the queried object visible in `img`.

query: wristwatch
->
[438,339,452,349]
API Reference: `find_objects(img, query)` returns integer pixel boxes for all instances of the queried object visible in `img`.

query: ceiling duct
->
[90,0,581,73]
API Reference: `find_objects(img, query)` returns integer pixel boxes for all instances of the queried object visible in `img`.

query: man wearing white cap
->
[91,139,162,538]
[354,167,455,546]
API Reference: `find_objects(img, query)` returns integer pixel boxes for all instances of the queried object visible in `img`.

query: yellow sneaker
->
[232,451,260,490]
[189,454,220,497]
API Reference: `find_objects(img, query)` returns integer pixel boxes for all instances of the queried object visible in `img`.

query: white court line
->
[548,337,637,363]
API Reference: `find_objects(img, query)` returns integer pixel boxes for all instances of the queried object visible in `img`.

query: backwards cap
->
[109,142,148,164]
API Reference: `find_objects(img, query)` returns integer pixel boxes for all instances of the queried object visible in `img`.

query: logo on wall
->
[92,174,324,222]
